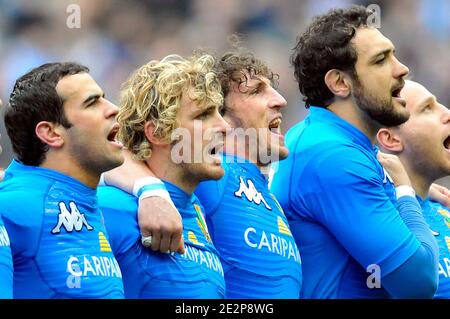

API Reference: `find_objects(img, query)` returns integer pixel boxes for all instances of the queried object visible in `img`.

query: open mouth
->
[208,142,223,157]
[443,135,450,151]
[107,124,123,148]
[391,88,402,98]
[391,84,406,106]
[268,118,282,135]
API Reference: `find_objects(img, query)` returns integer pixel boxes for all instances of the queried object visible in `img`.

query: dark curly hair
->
[5,62,89,166]
[291,5,371,108]
[215,36,279,111]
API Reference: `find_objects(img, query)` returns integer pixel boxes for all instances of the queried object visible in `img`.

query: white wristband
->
[133,177,176,209]
[133,176,164,196]
[396,185,416,199]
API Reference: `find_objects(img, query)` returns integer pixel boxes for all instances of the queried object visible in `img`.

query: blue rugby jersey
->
[195,154,302,298]
[0,214,13,299]
[98,181,225,299]
[0,160,124,299]
[418,198,450,298]
[271,106,421,298]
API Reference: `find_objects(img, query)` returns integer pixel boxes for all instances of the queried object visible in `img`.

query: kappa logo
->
[51,201,94,234]
[0,226,10,247]
[234,177,271,210]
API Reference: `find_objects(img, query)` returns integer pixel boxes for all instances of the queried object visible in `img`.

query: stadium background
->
[0,0,449,183]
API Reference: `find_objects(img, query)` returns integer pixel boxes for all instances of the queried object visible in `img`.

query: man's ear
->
[324,69,352,99]
[144,121,168,146]
[376,128,404,153]
[35,121,64,148]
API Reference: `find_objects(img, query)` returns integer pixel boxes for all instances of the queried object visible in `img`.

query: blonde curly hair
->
[117,53,223,160]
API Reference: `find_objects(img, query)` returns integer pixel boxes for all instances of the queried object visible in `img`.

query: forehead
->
[402,81,434,111]
[55,72,102,101]
[238,71,270,86]
[352,27,394,60]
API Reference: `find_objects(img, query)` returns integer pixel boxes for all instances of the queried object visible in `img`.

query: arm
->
[304,149,437,298]
[377,152,438,298]
[103,149,185,254]
[428,183,450,208]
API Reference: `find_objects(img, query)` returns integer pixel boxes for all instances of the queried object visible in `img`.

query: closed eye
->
[196,107,215,119]
[422,104,432,112]
[87,98,99,107]
[375,57,386,64]
[83,93,105,107]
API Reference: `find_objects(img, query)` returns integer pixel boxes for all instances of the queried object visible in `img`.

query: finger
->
[141,235,153,248]
[170,232,183,253]
[440,186,450,197]
[376,152,386,163]
[159,231,171,253]
[150,230,162,251]
[177,236,186,254]
[140,228,152,238]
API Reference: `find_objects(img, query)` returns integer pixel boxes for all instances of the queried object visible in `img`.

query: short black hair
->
[291,5,371,107]
[5,62,89,166]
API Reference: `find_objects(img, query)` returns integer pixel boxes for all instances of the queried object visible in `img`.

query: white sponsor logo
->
[51,201,94,234]
[181,245,224,277]
[438,258,450,278]
[66,255,122,278]
[0,226,10,247]
[234,177,271,210]
[244,227,301,263]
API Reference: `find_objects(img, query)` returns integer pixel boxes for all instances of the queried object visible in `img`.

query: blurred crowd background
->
[0,0,449,169]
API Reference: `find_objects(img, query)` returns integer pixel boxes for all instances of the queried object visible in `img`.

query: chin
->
[279,146,289,161]
[110,151,125,166]
[264,145,290,164]
[204,165,225,181]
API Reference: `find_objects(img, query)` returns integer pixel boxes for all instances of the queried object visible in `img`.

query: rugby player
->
[0,63,125,298]
[377,80,450,298]
[97,53,228,298]
[271,6,438,298]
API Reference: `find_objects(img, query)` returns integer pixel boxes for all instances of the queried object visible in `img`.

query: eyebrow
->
[417,95,436,108]
[82,92,105,105]
[248,79,268,90]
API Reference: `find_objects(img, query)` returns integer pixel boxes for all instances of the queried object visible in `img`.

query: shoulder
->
[97,186,137,213]
[0,177,50,224]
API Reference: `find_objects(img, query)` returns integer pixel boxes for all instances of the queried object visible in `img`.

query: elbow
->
[410,275,438,299]
[388,275,437,299]
[399,269,438,299]
[420,273,438,299]
[384,246,439,299]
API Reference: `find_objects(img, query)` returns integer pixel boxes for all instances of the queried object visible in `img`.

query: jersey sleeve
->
[0,215,13,299]
[0,187,43,259]
[296,146,420,277]
[97,186,140,257]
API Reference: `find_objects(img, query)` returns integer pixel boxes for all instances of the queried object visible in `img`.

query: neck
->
[146,147,197,195]
[400,159,433,200]
[40,153,99,189]
[223,135,264,171]
[327,99,379,145]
